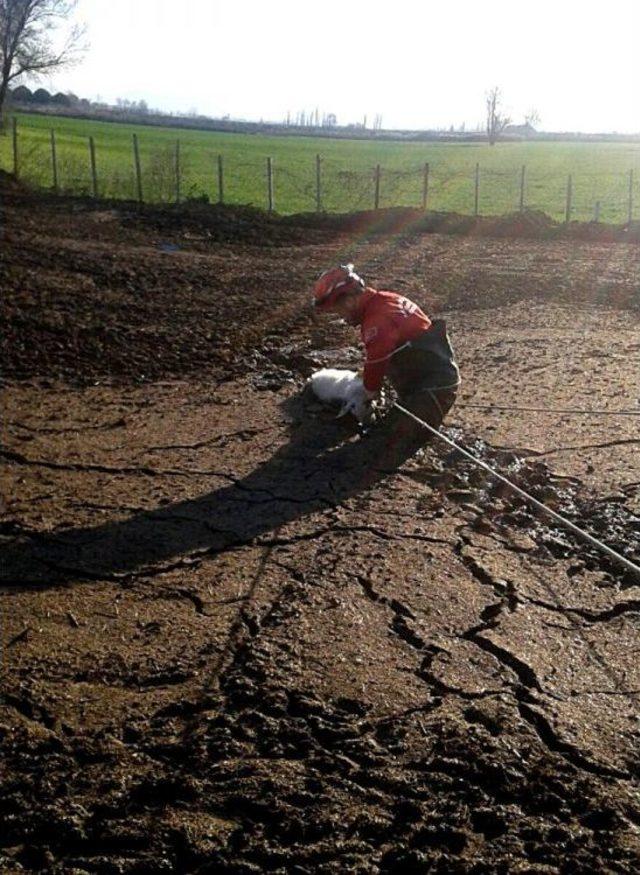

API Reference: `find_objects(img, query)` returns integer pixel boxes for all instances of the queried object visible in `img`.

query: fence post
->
[374,164,381,210]
[594,201,601,222]
[175,140,181,204]
[628,169,634,225]
[132,134,143,203]
[315,153,321,212]
[474,163,479,216]
[422,162,429,211]
[217,154,224,204]
[12,117,18,178]
[89,136,98,198]
[50,130,58,194]
[267,156,274,212]
[565,174,572,223]
[519,165,526,211]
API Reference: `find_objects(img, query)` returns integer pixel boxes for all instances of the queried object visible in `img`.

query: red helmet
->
[312,263,365,310]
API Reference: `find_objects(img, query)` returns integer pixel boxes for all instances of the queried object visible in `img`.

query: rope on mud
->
[457,403,640,417]
[393,402,640,581]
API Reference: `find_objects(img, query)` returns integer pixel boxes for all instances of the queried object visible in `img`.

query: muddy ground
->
[1,182,640,873]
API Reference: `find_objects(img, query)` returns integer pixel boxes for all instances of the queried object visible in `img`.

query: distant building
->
[504,122,537,136]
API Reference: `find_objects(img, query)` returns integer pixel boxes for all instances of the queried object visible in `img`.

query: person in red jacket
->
[312,263,460,465]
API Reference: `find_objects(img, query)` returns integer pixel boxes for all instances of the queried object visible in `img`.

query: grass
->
[2,111,640,222]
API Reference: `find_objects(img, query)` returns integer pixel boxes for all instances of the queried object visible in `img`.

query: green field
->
[2,112,640,222]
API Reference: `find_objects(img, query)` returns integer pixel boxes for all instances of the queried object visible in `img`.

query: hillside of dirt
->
[1,182,640,873]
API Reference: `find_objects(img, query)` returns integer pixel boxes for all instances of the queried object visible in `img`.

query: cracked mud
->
[1,182,640,872]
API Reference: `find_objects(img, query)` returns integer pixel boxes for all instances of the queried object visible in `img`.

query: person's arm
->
[362,321,399,393]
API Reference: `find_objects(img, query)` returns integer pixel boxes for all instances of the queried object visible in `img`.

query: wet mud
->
[2,183,640,872]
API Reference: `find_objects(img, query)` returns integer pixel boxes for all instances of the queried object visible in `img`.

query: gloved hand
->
[355,386,378,425]
[357,391,382,437]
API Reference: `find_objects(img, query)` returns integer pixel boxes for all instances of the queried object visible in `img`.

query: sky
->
[39,0,640,133]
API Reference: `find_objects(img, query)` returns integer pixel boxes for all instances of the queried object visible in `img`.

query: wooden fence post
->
[519,165,526,211]
[628,169,634,225]
[12,117,18,178]
[217,154,224,204]
[316,153,322,212]
[474,163,479,216]
[50,130,58,194]
[594,201,601,222]
[132,134,143,203]
[422,162,429,211]
[267,156,274,212]
[175,140,181,203]
[89,136,98,198]
[374,164,381,210]
[565,174,572,223]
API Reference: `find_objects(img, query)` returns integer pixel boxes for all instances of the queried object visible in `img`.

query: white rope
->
[458,403,640,417]
[393,402,640,582]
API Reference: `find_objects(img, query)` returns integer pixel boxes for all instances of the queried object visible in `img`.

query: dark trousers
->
[367,386,458,473]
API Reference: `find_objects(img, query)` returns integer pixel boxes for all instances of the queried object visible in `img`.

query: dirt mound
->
[479,210,557,238]
[287,206,640,243]
[563,219,640,244]
[119,200,332,246]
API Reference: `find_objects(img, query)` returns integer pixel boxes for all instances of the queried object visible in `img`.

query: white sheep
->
[309,368,371,423]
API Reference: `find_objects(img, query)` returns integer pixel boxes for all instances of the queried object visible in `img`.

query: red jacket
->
[355,288,431,391]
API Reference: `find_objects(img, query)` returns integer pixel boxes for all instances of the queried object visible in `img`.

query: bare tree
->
[485,86,511,146]
[524,108,540,129]
[0,0,86,125]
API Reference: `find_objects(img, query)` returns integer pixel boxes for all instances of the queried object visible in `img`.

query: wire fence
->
[3,117,639,225]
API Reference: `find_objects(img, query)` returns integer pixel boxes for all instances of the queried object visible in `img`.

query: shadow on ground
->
[3,397,442,588]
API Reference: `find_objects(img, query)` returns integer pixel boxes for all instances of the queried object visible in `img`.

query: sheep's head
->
[337,380,373,424]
